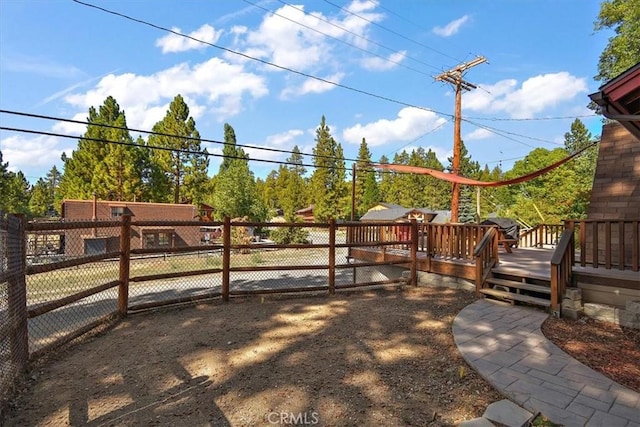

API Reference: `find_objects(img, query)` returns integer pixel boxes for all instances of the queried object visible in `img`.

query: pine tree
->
[354,138,379,217]
[58,96,142,201]
[309,116,348,221]
[147,95,209,204]
[209,124,265,220]
[0,156,31,215]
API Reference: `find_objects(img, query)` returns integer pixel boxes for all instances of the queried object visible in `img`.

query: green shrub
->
[270,226,310,245]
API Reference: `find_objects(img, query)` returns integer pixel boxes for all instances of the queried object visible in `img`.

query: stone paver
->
[453,299,640,426]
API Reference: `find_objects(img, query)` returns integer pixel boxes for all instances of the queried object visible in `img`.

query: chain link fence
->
[1,216,415,412]
[1,213,27,413]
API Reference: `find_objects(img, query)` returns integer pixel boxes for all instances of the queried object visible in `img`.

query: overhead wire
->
[70,0,586,152]
[0,109,408,175]
[70,0,452,119]
[321,0,463,65]
[272,0,443,73]
[241,0,432,77]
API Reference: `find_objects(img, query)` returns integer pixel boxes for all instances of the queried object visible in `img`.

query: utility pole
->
[436,55,487,223]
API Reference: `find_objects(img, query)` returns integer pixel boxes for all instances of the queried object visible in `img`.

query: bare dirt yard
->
[6,287,501,427]
[542,315,640,393]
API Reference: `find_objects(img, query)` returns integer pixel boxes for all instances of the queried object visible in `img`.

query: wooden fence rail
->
[2,215,419,373]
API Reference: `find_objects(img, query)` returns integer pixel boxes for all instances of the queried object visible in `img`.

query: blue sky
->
[0,0,609,183]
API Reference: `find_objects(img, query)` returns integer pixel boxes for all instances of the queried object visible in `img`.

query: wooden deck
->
[496,247,639,286]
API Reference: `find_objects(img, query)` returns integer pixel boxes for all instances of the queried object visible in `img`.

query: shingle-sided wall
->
[586,122,640,267]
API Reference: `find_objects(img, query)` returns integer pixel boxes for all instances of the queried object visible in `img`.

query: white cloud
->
[155,24,223,53]
[280,72,345,99]
[433,15,469,37]
[361,50,407,71]
[266,129,304,146]
[342,107,447,146]
[464,128,492,141]
[0,134,72,176]
[62,57,268,129]
[229,1,383,72]
[463,72,588,118]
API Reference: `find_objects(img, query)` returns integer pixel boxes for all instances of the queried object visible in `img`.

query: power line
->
[69,0,570,152]
[0,109,361,165]
[322,0,463,65]
[70,0,451,118]
[273,0,443,73]
[385,118,451,157]
[465,114,599,122]
[465,119,564,146]
[0,125,356,173]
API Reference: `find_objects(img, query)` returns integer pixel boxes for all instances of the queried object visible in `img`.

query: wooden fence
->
[2,215,419,381]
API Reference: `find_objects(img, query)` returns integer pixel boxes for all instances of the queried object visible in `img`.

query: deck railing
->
[550,229,575,316]
[473,227,499,297]
[518,224,564,248]
[419,223,494,261]
[564,219,639,271]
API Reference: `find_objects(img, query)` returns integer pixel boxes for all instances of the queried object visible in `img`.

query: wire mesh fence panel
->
[1,214,27,407]
[25,221,121,356]
[128,223,224,309]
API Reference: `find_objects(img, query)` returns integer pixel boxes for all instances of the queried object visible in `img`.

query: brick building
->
[62,199,206,256]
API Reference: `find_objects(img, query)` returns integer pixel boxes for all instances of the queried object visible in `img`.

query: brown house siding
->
[586,123,640,268]
[62,200,201,256]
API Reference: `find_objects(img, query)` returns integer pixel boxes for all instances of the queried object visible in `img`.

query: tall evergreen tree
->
[147,95,209,204]
[309,116,348,221]
[0,152,30,214]
[354,138,379,217]
[564,119,598,218]
[220,123,247,172]
[58,96,141,201]
[209,124,266,220]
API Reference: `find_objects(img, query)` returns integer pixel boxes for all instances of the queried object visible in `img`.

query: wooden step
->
[479,288,551,308]
[486,277,551,294]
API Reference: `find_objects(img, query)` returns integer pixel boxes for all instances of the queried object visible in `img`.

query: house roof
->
[360,207,438,221]
[295,204,314,214]
[376,202,405,209]
[589,62,640,140]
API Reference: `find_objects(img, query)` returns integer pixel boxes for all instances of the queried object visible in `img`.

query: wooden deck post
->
[222,216,231,301]
[118,214,131,316]
[410,219,418,286]
[329,219,336,295]
[7,214,28,371]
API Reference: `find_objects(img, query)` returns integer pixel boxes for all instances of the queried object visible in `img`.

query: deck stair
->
[480,271,552,309]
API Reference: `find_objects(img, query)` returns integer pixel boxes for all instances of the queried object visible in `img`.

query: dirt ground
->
[6,287,501,427]
[542,315,640,393]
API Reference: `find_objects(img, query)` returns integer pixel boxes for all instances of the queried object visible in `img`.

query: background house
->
[62,199,204,256]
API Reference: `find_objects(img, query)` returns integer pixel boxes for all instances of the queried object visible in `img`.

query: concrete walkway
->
[453,299,640,427]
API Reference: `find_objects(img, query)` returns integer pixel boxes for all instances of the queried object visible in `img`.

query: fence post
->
[222,216,231,301]
[410,219,418,286]
[118,214,131,316]
[7,214,28,370]
[329,219,336,295]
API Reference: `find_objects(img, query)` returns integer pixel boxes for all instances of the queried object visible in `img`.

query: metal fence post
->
[118,215,131,316]
[329,219,336,295]
[7,214,28,370]
[222,216,231,301]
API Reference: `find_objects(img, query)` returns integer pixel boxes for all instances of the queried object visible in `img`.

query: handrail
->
[550,229,575,317]
[473,227,497,257]
[474,228,499,297]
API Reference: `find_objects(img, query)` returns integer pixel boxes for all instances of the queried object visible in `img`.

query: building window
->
[158,232,170,246]
[142,231,173,248]
[111,207,125,218]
